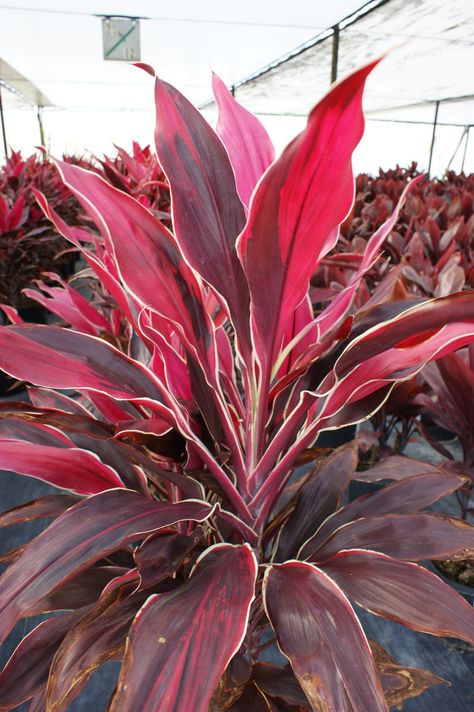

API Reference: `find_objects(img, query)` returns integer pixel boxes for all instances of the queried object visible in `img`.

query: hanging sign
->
[102,17,141,61]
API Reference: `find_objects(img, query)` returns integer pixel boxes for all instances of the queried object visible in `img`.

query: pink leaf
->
[212,72,275,208]
[0,440,125,494]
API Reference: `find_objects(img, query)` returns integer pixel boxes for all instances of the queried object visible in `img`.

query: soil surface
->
[434,559,474,588]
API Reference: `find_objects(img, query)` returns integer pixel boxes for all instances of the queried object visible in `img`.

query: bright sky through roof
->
[0,0,473,175]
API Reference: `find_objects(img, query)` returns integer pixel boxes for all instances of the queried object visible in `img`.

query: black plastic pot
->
[0,305,47,396]
[420,414,457,442]
[316,425,356,449]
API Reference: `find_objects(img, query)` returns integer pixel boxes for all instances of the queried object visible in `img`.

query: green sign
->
[102,17,140,61]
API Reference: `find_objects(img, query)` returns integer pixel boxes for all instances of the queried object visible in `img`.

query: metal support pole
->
[427,100,440,177]
[331,24,340,83]
[0,83,8,160]
[37,106,45,147]
[461,126,470,173]
[446,125,468,172]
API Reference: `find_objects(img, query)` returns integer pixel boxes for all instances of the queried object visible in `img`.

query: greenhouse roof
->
[0,0,472,174]
[0,58,52,108]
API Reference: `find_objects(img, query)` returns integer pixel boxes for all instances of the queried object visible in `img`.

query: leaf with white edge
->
[0,490,214,644]
[263,560,387,712]
[109,544,257,712]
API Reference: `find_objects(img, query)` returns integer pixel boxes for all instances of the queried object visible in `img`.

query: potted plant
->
[0,58,474,711]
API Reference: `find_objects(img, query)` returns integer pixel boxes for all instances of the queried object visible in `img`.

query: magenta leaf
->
[55,161,214,360]
[0,490,213,643]
[264,560,387,711]
[212,72,275,208]
[238,60,380,377]
[320,550,474,643]
[110,544,257,712]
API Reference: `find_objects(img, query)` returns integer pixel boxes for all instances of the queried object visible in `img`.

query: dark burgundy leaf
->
[29,566,128,615]
[370,640,446,709]
[227,682,273,711]
[264,561,387,711]
[0,495,79,528]
[276,442,358,561]
[46,584,149,711]
[153,74,250,351]
[0,609,86,709]
[310,513,474,563]
[301,471,466,557]
[0,490,213,643]
[134,529,200,589]
[109,544,257,712]
[253,663,310,706]
[353,455,448,482]
[320,550,474,643]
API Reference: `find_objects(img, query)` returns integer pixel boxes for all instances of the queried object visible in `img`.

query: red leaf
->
[212,72,275,208]
[336,291,474,380]
[320,550,474,643]
[0,490,213,644]
[110,544,257,712]
[0,325,168,408]
[238,60,380,374]
[0,441,125,494]
[263,560,387,711]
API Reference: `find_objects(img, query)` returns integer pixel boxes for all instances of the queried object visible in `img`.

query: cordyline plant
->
[416,346,474,519]
[98,141,171,221]
[0,150,89,311]
[1,59,474,711]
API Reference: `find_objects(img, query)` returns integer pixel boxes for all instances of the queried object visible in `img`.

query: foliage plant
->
[98,141,171,221]
[1,60,474,711]
[0,150,90,310]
